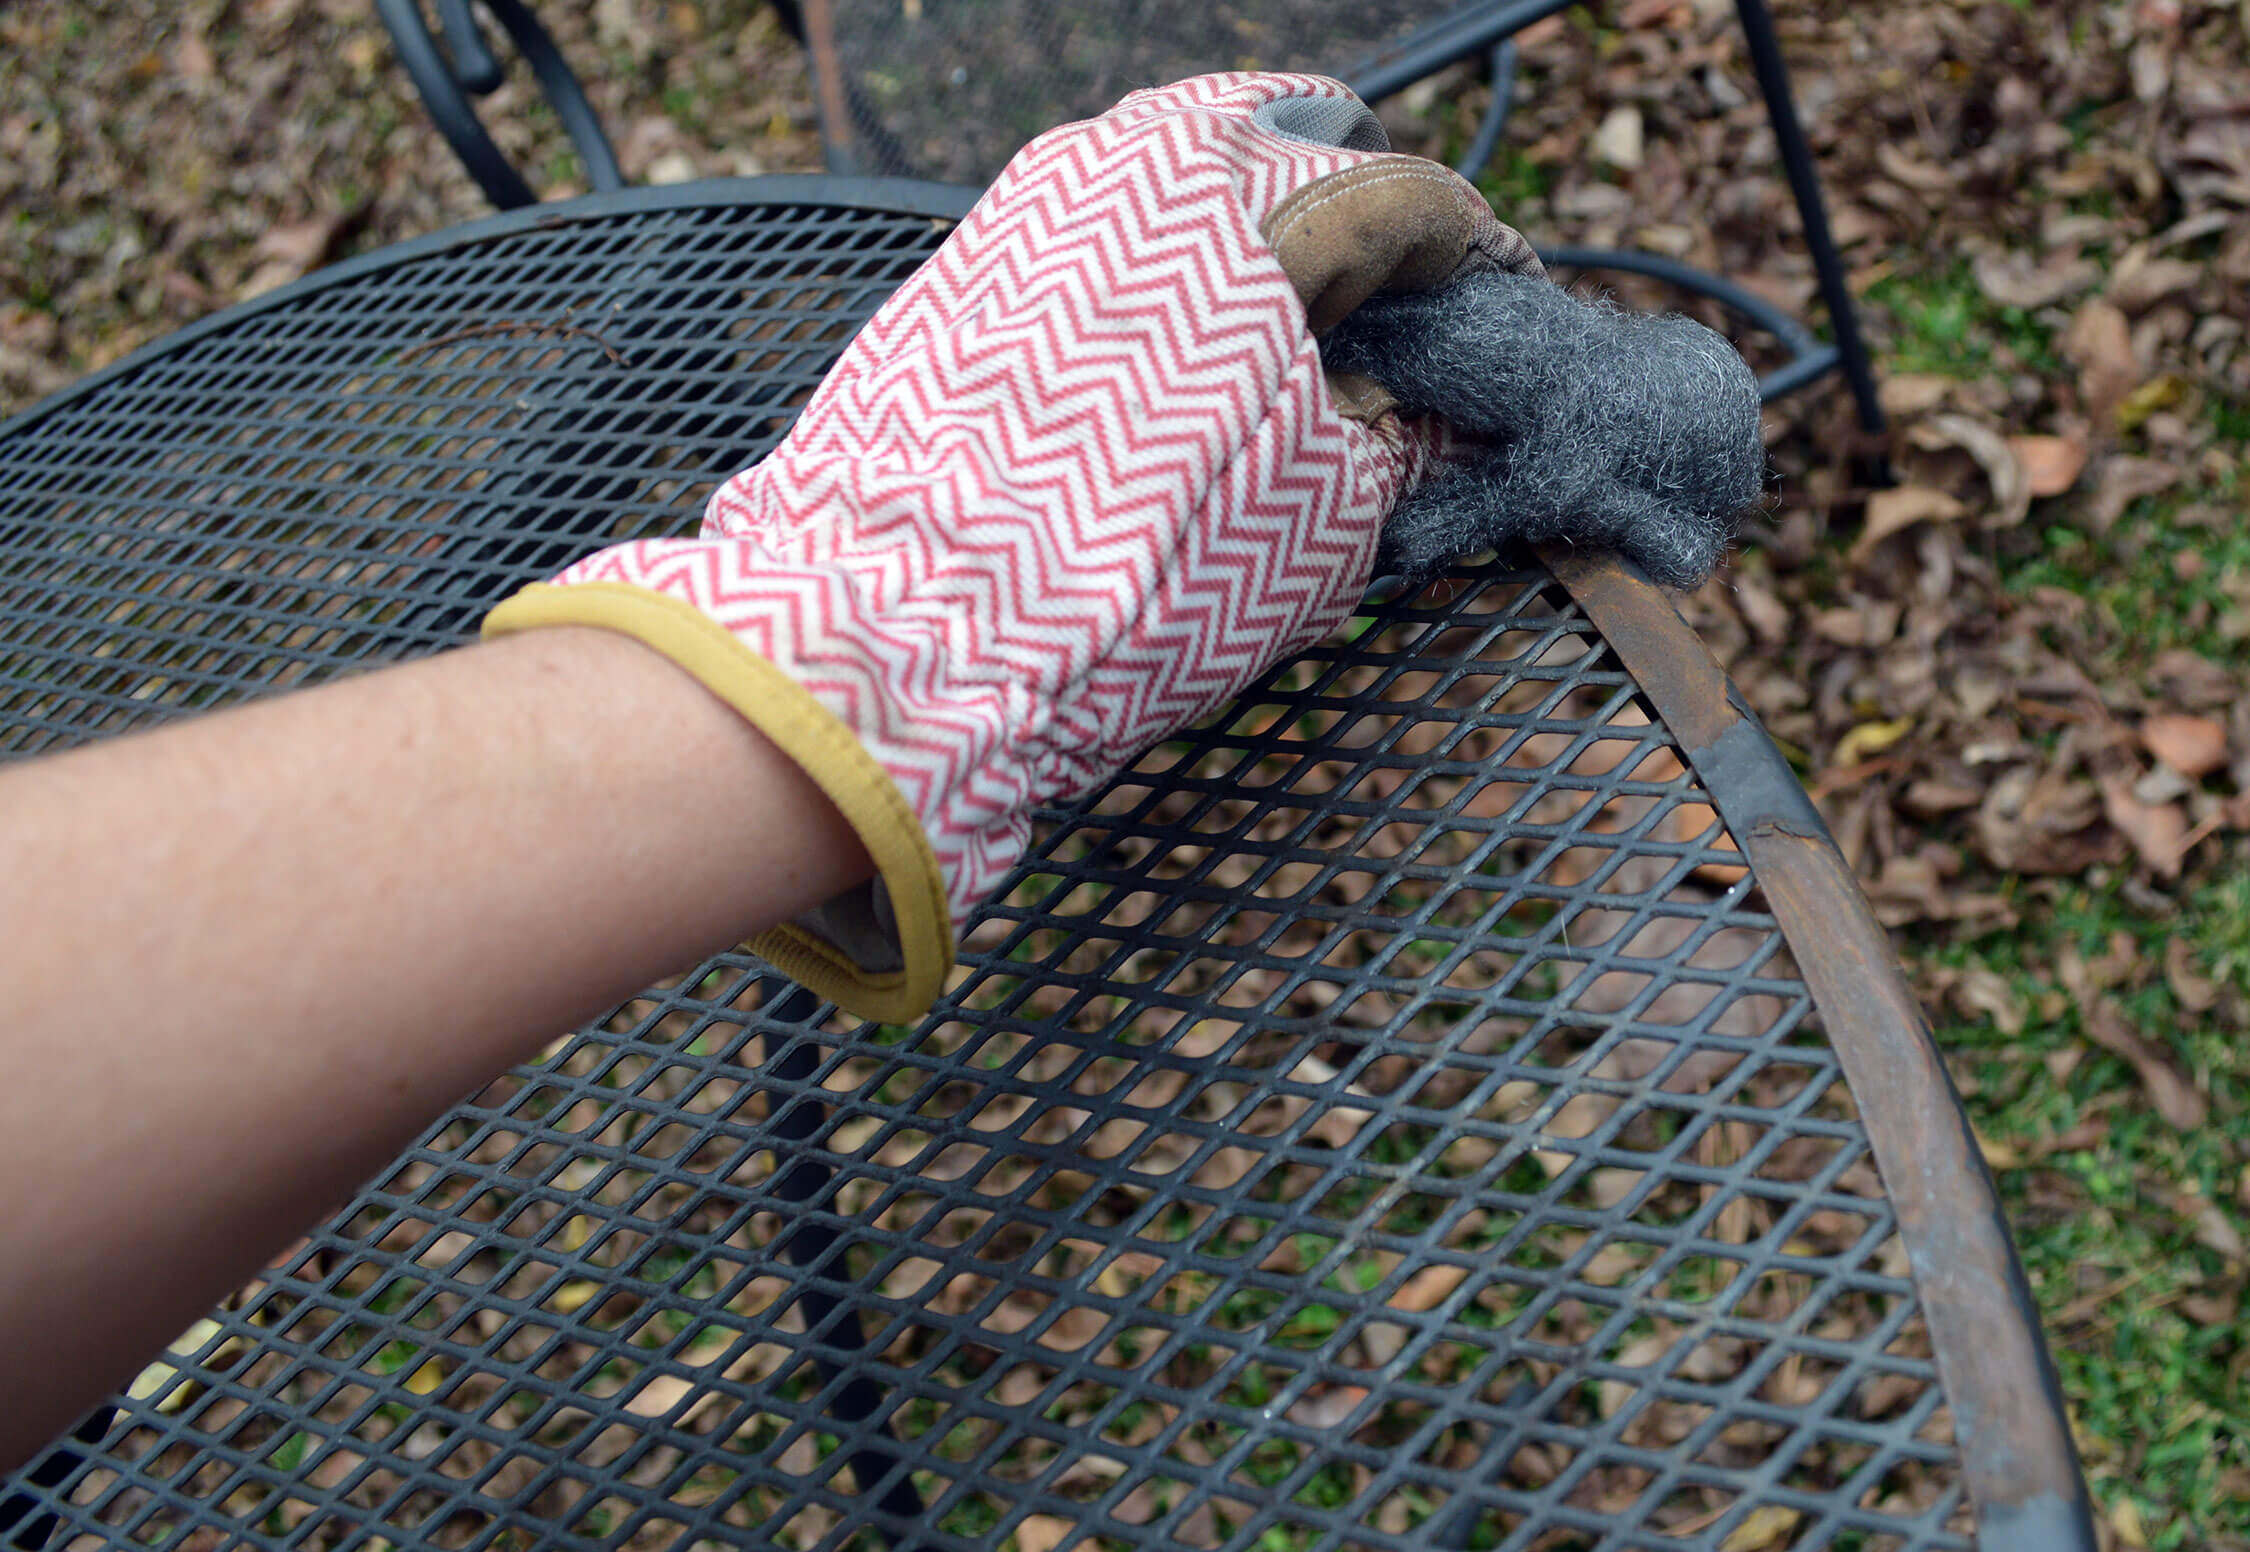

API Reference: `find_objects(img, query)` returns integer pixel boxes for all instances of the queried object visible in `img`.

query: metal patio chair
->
[377,0,1887,426]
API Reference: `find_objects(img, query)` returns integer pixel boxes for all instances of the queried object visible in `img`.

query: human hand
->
[485,72,1539,1020]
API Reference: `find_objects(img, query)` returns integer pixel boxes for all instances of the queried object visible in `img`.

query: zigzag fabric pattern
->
[543,72,1439,949]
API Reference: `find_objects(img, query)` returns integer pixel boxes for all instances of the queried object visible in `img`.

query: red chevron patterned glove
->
[484,73,1539,1021]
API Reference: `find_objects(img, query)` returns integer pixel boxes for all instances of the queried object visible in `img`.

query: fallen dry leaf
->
[1284,1383,1370,1429]
[2086,929,2142,995]
[2064,298,2144,430]
[2181,1288,2240,1327]
[625,1372,697,1419]
[1388,1262,1471,1313]
[1618,0,1688,25]
[340,30,384,75]
[239,207,366,299]
[174,28,215,81]
[1722,1504,1804,1552]
[1591,104,1644,169]
[1013,1514,1075,1552]
[1034,1303,1110,1352]
[2083,998,2208,1130]
[1977,760,2126,875]
[2109,1493,2153,1550]
[547,1279,602,1313]
[1833,716,1915,767]
[2098,769,2191,878]
[1874,140,1954,192]
[128,1317,225,1411]
[1953,967,2028,1035]
[1731,574,1791,644]
[2149,649,2239,711]
[2117,374,2189,432]
[2188,1200,2244,1262]
[2164,937,2220,1013]
[2085,455,2183,531]
[254,212,351,270]
[1878,373,1954,417]
[2107,248,2204,315]
[2128,33,2169,102]
[2140,712,2229,778]
[1972,247,2099,310]
[1865,849,2012,927]
[1915,412,2030,528]
[1977,1128,2023,1171]
[2006,434,2089,498]
[2106,1484,2160,1547]
[1810,600,1899,646]
[1901,777,1985,816]
[2172,111,2250,209]
[1850,485,1965,565]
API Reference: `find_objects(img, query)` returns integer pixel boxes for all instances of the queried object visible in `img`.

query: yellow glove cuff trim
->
[482,580,953,1024]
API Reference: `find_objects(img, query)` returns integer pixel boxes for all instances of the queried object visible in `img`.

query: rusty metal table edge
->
[1544,547,2096,1552]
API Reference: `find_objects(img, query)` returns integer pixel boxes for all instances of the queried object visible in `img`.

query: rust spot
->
[1751,828,2085,1514]
[1543,547,1734,752]
[1548,548,2093,1541]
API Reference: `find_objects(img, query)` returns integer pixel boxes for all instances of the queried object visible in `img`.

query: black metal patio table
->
[0,180,2092,1552]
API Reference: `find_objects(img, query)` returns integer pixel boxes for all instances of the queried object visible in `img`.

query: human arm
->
[0,626,870,1468]
[0,70,1540,1468]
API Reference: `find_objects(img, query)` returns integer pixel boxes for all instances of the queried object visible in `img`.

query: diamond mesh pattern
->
[0,195,944,757]
[1,189,1970,1551]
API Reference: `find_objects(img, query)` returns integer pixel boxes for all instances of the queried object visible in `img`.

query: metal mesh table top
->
[0,181,2083,1552]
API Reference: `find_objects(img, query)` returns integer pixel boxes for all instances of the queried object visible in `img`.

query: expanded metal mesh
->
[2,191,1969,1551]
[0,195,945,754]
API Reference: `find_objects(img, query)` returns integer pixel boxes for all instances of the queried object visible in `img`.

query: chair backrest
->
[791,0,1498,182]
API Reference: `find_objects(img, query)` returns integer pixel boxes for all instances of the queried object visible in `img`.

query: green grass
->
[1865,259,2066,381]
[2002,357,2250,654]
[1472,143,1555,213]
[1862,248,2250,1544]
[2007,486,2250,664]
[1922,871,2250,1546]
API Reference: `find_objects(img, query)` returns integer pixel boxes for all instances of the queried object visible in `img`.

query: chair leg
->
[1732,0,1887,448]
[758,988,932,1536]
[1451,38,1520,183]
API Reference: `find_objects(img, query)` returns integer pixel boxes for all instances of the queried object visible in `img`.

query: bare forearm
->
[0,627,870,1466]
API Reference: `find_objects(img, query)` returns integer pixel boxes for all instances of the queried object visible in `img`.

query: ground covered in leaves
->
[4,1,2247,1547]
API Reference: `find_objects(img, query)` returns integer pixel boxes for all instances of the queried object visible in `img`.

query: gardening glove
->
[482,72,1543,1022]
